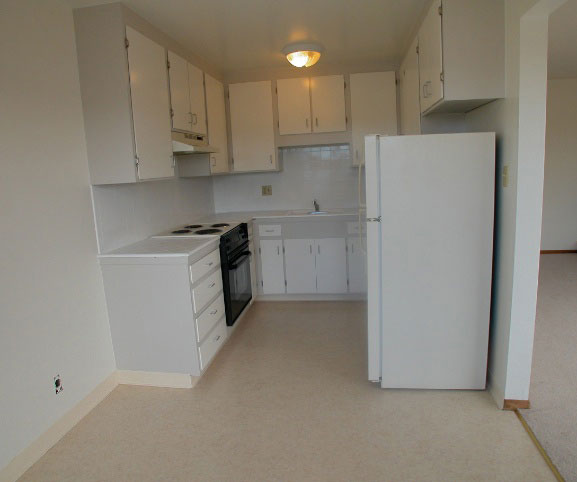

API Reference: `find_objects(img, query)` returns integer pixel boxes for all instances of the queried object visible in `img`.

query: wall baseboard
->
[504,399,531,410]
[0,371,118,482]
[540,249,577,254]
[117,370,197,389]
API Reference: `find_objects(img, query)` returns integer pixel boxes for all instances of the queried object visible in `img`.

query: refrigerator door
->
[378,133,495,389]
[364,135,382,382]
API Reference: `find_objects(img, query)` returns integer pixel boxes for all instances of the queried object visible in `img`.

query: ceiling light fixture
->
[282,42,324,68]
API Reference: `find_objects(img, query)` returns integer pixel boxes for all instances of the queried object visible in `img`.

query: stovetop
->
[152,222,240,238]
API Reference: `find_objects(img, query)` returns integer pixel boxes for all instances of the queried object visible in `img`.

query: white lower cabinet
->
[259,239,285,294]
[283,238,347,294]
[316,238,348,293]
[347,237,367,293]
[284,239,316,294]
[100,247,227,379]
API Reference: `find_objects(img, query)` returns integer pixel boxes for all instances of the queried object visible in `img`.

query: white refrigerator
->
[365,133,495,389]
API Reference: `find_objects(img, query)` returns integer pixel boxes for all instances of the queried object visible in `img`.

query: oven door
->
[225,249,252,325]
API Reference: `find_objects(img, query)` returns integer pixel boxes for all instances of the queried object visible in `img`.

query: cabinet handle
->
[309,245,312,254]
[277,246,280,255]
[210,309,218,315]
[315,117,319,127]
[355,149,359,160]
[211,156,216,167]
[269,154,273,164]
[318,245,320,254]
[209,282,216,288]
[306,118,309,127]
[206,261,214,266]
[215,335,221,341]
[189,112,193,124]
[191,113,198,125]
[352,244,354,254]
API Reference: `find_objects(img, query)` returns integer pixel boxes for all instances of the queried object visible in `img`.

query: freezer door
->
[364,135,382,382]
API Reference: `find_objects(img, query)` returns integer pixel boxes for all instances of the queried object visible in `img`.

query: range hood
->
[172,131,218,155]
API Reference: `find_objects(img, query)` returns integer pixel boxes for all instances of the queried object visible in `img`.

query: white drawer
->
[347,221,366,235]
[198,319,227,371]
[190,249,220,285]
[196,295,225,342]
[259,224,282,237]
[192,271,223,314]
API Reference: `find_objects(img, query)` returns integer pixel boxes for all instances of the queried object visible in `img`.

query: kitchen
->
[2,0,564,480]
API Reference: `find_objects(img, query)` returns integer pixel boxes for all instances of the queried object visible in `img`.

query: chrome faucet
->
[313,199,320,212]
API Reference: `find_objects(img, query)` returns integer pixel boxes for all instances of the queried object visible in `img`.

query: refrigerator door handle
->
[366,217,381,222]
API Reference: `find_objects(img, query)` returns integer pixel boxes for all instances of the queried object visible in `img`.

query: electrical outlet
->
[54,375,63,394]
[261,185,272,196]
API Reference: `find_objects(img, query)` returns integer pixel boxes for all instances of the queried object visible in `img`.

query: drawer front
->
[199,319,227,371]
[196,295,225,342]
[192,271,223,314]
[259,224,282,237]
[190,249,220,285]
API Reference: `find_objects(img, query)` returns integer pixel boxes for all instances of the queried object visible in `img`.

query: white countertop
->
[99,236,219,259]
[196,209,359,224]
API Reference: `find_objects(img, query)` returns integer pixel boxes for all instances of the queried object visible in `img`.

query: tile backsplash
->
[92,177,214,253]
[212,145,362,213]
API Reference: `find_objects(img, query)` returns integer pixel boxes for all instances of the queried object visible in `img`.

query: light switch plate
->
[262,185,272,196]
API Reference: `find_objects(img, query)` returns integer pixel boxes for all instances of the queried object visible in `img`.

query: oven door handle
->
[228,252,251,270]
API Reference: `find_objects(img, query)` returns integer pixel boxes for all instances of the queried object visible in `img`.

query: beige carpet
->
[20,301,552,481]
[524,254,577,481]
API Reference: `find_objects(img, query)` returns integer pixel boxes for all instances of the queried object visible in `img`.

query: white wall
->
[541,78,577,250]
[92,178,214,253]
[466,0,566,406]
[0,0,115,472]
[212,145,360,213]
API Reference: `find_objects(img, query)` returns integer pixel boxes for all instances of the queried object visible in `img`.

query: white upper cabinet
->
[399,37,422,135]
[418,0,444,113]
[417,0,505,114]
[167,51,191,132]
[350,72,397,166]
[229,81,277,172]
[205,74,229,174]
[74,5,177,185]
[126,27,174,180]
[187,63,207,135]
[310,75,347,133]
[277,78,312,135]
[168,51,207,135]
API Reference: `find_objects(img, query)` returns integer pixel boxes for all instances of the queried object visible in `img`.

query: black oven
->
[219,223,252,326]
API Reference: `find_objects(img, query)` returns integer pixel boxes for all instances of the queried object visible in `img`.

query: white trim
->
[117,370,197,389]
[255,294,365,302]
[0,372,118,482]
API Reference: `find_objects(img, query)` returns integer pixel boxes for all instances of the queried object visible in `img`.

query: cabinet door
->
[126,27,174,180]
[310,75,347,133]
[205,74,229,174]
[419,0,444,113]
[350,72,397,166]
[188,63,207,135]
[277,78,312,135]
[399,37,422,135]
[229,81,277,172]
[347,237,367,293]
[259,240,285,294]
[167,51,192,132]
[315,238,347,294]
[284,239,316,294]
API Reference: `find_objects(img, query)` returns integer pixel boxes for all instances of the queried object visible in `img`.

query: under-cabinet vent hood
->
[172,132,218,155]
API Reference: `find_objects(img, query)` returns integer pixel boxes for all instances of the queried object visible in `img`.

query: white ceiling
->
[66,0,428,76]
[548,0,577,78]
